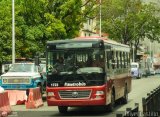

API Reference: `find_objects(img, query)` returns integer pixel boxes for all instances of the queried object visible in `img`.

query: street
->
[10,75,160,117]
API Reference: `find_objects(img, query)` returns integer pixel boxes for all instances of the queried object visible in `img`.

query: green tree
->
[0,0,12,63]
[0,0,97,62]
[17,0,96,57]
[101,0,160,56]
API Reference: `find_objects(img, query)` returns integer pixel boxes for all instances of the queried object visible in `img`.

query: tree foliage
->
[0,0,96,62]
[101,0,160,54]
[0,0,12,62]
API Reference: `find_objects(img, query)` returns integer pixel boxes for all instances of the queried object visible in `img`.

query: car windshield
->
[9,63,37,72]
[131,65,138,68]
[47,49,105,74]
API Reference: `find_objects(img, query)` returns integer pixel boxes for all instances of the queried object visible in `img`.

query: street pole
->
[149,40,152,68]
[99,0,101,37]
[132,46,135,62]
[150,40,151,58]
[12,0,15,64]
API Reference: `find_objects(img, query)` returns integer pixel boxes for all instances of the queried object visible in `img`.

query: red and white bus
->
[46,37,131,113]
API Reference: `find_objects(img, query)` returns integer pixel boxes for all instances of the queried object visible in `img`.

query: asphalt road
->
[9,75,160,117]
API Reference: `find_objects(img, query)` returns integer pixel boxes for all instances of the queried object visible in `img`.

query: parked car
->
[155,68,160,74]
[149,68,156,75]
[141,68,149,77]
[131,62,142,79]
[0,63,46,93]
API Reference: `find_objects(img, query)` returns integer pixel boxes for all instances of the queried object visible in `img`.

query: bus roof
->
[75,36,129,48]
[47,37,130,48]
[47,37,129,47]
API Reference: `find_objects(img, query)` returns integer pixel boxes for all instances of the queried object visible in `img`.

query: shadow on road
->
[50,100,130,117]
[52,106,113,116]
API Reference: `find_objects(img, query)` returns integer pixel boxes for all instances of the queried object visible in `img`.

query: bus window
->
[112,51,116,69]
[92,49,105,69]
[120,52,122,68]
[121,52,124,68]
[106,50,112,69]
[127,53,130,67]
[116,51,119,69]
[124,52,126,68]
[76,53,89,67]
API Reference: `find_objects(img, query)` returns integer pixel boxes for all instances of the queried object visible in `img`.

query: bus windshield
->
[47,49,105,75]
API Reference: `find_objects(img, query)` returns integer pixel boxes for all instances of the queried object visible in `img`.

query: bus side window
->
[111,51,116,69]
[116,51,119,69]
[120,52,122,68]
[121,52,124,68]
[106,51,112,69]
[126,52,130,68]
[124,52,126,68]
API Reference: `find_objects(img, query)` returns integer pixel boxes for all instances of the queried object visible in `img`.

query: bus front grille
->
[59,90,91,99]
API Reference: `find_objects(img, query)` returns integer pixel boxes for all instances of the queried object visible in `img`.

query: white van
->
[131,62,142,78]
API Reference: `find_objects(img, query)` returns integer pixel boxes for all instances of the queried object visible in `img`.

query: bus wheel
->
[122,86,128,104]
[108,92,115,112]
[58,106,68,113]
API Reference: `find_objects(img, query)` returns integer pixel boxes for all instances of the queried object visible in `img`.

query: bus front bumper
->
[47,97,106,106]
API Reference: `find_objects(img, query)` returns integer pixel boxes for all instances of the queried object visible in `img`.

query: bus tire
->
[121,85,128,104]
[58,106,68,113]
[108,92,115,112]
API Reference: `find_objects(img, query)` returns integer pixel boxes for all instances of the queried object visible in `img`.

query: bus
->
[46,37,131,113]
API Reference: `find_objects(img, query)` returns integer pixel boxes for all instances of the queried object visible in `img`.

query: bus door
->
[105,49,114,104]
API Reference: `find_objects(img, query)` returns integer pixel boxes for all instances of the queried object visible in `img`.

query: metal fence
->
[142,85,160,117]
[116,103,139,117]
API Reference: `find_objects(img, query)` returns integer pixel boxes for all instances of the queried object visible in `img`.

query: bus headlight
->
[95,91,104,99]
[95,91,104,95]
[47,92,55,97]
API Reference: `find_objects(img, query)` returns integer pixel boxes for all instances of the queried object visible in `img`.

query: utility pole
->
[12,0,15,64]
[132,22,135,62]
[132,45,135,62]
[99,0,101,37]
[150,40,151,58]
